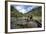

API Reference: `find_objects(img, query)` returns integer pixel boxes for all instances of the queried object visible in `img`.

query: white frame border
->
[7,2,45,32]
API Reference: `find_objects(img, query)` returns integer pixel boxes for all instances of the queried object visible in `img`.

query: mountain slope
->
[11,5,23,17]
[25,6,42,17]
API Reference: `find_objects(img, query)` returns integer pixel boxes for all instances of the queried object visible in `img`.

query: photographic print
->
[11,4,42,29]
[5,1,45,33]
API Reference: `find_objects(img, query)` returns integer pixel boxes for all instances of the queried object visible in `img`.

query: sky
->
[13,5,38,13]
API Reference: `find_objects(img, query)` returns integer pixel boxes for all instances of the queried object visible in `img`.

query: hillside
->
[25,6,42,17]
[31,6,42,16]
[11,5,23,17]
